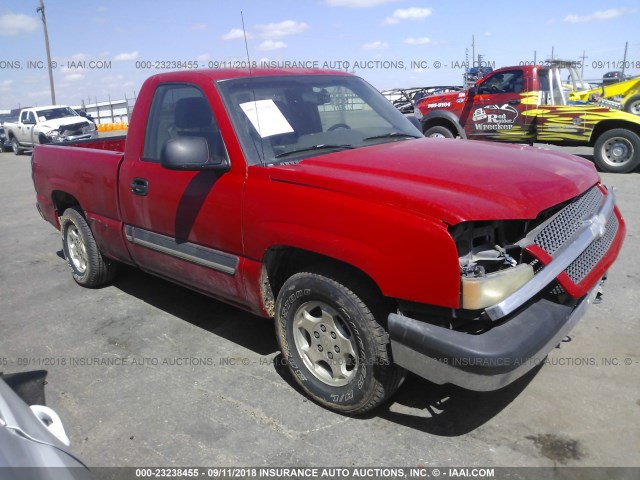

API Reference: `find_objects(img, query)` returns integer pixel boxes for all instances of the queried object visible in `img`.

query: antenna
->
[241,11,253,75]
[239,11,265,163]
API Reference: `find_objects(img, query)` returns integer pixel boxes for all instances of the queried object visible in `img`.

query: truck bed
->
[32,141,125,234]
[59,134,126,153]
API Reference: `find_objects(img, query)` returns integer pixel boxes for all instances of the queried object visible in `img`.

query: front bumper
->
[53,132,97,143]
[388,281,600,391]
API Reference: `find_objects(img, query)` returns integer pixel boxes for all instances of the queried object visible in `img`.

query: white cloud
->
[189,23,207,31]
[70,53,87,61]
[63,73,85,82]
[221,28,252,40]
[197,53,210,62]
[564,8,632,23]
[325,0,399,6]
[103,74,125,82]
[404,37,431,45]
[114,51,139,61]
[0,13,39,36]
[362,41,388,50]
[258,40,287,51]
[384,7,432,25]
[0,80,13,92]
[256,20,309,38]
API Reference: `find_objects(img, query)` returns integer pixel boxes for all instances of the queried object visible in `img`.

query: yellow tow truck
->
[558,60,640,115]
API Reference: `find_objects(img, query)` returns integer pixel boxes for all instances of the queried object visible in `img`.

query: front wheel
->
[12,138,23,155]
[275,269,405,414]
[424,125,455,139]
[60,207,117,287]
[593,128,640,173]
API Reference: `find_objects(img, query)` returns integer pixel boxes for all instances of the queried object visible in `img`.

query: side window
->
[478,70,523,94]
[142,83,228,163]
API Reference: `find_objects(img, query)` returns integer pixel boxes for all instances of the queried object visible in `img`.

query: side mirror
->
[160,136,230,172]
[468,86,477,97]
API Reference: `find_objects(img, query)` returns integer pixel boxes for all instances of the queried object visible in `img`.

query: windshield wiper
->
[274,144,354,159]
[363,132,421,141]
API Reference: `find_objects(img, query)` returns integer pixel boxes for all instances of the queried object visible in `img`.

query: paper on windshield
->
[240,99,294,138]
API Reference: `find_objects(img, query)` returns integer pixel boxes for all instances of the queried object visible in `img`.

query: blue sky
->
[0,0,638,109]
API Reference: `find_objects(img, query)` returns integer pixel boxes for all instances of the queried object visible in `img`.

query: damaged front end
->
[388,184,625,390]
[43,121,96,143]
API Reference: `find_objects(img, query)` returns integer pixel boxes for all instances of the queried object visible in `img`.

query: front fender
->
[421,110,467,139]
[244,172,461,308]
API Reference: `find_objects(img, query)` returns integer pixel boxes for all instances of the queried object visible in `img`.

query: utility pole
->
[36,0,56,105]
[579,50,588,79]
[472,35,475,66]
[622,41,628,77]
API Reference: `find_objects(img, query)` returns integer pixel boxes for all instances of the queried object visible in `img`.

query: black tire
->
[12,138,23,156]
[624,94,640,116]
[593,128,640,173]
[275,268,405,414]
[60,207,117,287]
[424,125,455,139]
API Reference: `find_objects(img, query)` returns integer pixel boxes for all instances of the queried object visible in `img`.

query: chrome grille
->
[60,122,89,133]
[533,187,604,256]
[564,214,618,283]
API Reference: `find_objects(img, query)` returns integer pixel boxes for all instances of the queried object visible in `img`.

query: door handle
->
[508,99,521,105]
[130,178,148,196]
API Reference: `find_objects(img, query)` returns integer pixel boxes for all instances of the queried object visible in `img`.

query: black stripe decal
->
[124,225,238,275]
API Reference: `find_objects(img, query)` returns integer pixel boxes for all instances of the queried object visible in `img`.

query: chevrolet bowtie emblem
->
[585,213,608,239]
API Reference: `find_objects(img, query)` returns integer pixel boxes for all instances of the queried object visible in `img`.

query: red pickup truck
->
[32,68,625,414]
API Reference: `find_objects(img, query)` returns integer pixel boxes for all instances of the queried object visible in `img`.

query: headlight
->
[45,130,60,140]
[85,123,96,133]
[461,264,534,310]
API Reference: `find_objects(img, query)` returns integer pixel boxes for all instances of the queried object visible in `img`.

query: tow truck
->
[416,63,640,173]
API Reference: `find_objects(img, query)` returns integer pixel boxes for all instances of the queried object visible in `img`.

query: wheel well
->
[51,191,82,217]
[589,121,640,146]
[261,246,390,318]
[422,118,458,136]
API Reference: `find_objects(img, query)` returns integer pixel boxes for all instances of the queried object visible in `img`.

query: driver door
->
[118,82,247,305]
[462,69,532,142]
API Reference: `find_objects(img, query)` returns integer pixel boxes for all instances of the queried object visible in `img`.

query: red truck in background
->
[415,64,640,173]
[32,68,625,414]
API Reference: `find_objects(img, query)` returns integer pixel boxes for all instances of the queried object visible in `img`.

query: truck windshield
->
[36,107,79,121]
[217,75,422,165]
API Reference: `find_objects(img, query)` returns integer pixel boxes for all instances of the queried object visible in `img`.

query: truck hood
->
[417,91,466,111]
[269,138,599,225]
[39,117,88,131]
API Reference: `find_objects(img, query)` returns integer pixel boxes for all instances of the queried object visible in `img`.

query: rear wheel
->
[424,125,455,139]
[275,268,405,414]
[593,128,640,173]
[624,94,640,116]
[60,207,117,287]
[12,138,23,155]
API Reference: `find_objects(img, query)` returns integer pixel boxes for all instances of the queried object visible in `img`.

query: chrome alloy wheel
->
[292,301,359,387]
[65,226,88,273]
